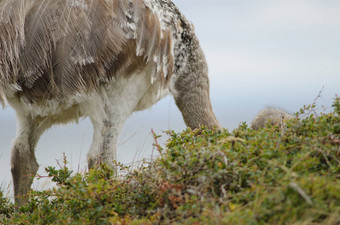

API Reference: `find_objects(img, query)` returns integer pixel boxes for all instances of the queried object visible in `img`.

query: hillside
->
[1,97,340,224]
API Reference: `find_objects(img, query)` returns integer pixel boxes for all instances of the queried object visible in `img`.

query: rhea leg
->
[11,114,45,206]
[85,69,160,169]
[86,95,129,169]
[87,116,125,169]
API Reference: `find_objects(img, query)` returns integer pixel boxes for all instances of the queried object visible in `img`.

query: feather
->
[0,86,4,107]
[0,0,175,102]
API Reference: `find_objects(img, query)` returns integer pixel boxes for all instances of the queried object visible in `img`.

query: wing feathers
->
[0,0,175,102]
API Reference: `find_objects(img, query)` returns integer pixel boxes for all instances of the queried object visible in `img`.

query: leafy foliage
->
[1,97,340,224]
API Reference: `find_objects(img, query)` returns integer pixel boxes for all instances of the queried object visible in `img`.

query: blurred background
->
[1,0,339,194]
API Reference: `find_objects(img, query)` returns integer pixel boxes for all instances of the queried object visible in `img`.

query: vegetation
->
[1,96,340,224]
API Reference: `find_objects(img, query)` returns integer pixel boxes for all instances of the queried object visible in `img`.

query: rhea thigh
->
[85,73,158,168]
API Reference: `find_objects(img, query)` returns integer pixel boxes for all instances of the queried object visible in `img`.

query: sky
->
[0,0,340,194]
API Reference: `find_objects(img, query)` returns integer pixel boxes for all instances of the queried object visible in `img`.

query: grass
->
[0,96,339,224]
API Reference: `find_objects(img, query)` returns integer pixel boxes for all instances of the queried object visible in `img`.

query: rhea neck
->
[172,35,221,130]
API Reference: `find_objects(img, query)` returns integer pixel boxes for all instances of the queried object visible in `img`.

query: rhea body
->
[251,107,293,130]
[0,0,220,205]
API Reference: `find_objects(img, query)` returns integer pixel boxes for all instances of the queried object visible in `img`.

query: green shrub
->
[1,97,340,224]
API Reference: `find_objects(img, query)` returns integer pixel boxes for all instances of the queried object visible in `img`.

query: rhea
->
[0,0,221,206]
[251,107,293,130]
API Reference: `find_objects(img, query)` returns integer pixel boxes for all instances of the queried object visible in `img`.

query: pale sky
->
[1,0,340,192]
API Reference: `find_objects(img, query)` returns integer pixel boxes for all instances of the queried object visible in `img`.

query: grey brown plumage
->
[0,0,173,102]
[251,107,293,130]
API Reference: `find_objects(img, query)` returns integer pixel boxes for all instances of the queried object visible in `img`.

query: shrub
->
[1,97,340,224]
